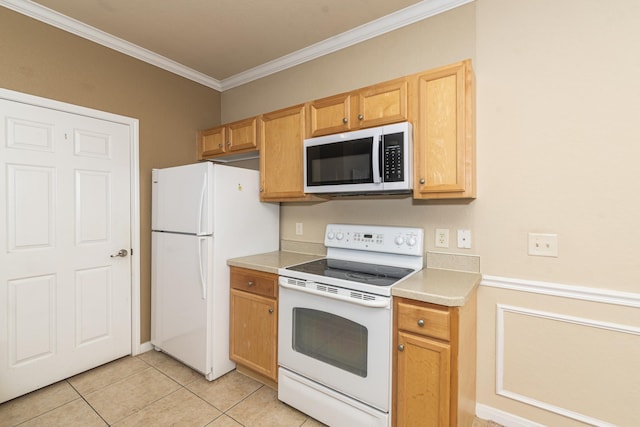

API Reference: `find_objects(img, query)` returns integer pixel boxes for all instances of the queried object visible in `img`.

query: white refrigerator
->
[151,162,279,380]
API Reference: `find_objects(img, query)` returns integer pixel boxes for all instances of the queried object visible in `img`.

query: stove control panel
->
[324,224,424,256]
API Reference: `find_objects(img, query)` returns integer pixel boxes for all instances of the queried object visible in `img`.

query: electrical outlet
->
[435,228,449,248]
[528,233,558,257]
[295,223,303,236]
[457,229,471,248]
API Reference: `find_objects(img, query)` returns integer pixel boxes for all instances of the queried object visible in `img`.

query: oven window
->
[292,308,367,377]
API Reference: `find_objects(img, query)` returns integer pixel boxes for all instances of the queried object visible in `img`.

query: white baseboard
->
[136,341,154,355]
[476,404,546,427]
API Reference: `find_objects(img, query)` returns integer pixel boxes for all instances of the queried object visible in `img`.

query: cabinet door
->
[230,289,277,381]
[260,104,307,201]
[307,92,353,137]
[357,78,409,129]
[413,60,476,199]
[199,126,226,158]
[228,116,258,152]
[396,331,451,427]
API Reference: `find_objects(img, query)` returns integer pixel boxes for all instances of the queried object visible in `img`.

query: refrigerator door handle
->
[197,174,207,235]
[198,237,207,300]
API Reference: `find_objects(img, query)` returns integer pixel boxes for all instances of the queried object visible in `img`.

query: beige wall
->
[0,8,222,342]
[223,1,640,426]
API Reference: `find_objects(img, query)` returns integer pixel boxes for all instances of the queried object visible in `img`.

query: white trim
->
[495,304,639,427]
[482,275,640,308]
[0,0,221,91]
[139,341,154,354]
[0,0,474,91]
[0,88,142,356]
[475,404,546,427]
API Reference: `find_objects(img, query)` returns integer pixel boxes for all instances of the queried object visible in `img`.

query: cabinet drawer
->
[230,266,277,298]
[396,300,450,341]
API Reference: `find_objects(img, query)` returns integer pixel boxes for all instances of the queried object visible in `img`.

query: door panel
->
[0,99,132,403]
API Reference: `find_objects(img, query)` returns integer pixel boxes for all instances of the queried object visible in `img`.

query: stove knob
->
[394,235,405,246]
[336,232,344,241]
[407,236,417,247]
[327,231,335,240]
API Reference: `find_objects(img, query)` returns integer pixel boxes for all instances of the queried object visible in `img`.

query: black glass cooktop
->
[285,258,414,287]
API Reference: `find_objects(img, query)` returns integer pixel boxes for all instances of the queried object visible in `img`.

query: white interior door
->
[0,99,132,403]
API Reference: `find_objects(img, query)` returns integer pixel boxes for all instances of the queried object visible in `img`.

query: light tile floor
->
[0,351,326,427]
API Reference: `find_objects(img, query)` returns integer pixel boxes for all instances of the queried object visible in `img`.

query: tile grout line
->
[65,379,111,426]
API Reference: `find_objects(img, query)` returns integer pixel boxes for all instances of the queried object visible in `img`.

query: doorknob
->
[110,249,128,258]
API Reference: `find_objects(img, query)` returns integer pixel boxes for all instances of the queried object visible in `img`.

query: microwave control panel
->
[382,132,404,182]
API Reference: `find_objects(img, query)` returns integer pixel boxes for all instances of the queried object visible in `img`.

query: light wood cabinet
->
[307,77,410,137]
[412,60,476,199]
[393,291,477,427]
[259,104,310,201]
[229,267,278,385]
[197,116,258,160]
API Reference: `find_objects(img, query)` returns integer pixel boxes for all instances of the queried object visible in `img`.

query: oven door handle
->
[279,280,390,308]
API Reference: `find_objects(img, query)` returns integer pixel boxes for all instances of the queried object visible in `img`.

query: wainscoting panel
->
[478,276,640,427]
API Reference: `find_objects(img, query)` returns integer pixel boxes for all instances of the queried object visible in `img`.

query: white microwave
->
[303,122,413,195]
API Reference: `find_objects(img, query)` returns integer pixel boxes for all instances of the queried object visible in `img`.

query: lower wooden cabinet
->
[393,292,477,427]
[229,267,278,384]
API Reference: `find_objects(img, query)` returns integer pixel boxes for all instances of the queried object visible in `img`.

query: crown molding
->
[1,0,223,90]
[2,0,473,92]
[220,0,474,90]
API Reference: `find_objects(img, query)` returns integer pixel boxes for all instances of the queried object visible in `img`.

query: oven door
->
[278,278,392,412]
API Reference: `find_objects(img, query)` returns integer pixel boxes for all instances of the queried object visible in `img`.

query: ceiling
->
[2,0,471,91]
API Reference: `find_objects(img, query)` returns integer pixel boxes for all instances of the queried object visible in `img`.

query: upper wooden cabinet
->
[197,116,259,160]
[307,77,410,137]
[412,60,476,199]
[259,104,309,201]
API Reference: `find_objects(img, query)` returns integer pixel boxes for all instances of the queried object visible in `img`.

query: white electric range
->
[277,224,424,427]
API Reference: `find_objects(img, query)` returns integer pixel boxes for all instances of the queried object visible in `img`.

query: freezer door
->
[152,163,213,235]
[151,232,212,375]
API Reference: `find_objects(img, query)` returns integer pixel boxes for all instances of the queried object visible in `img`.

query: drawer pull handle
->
[247,281,255,287]
[398,344,405,352]
[268,308,274,314]
[417,319,425,327]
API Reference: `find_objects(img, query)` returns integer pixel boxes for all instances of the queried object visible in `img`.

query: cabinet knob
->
[342,117,348,124]
[268,308,274,314]
[226,142,231,147]
[357,114,364,121]
[247,281,255,287]
[419,178,425,184]
[398,344,405,352]
[417,319,425,327]
[259,187,264,192]
[218,143,223,148]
